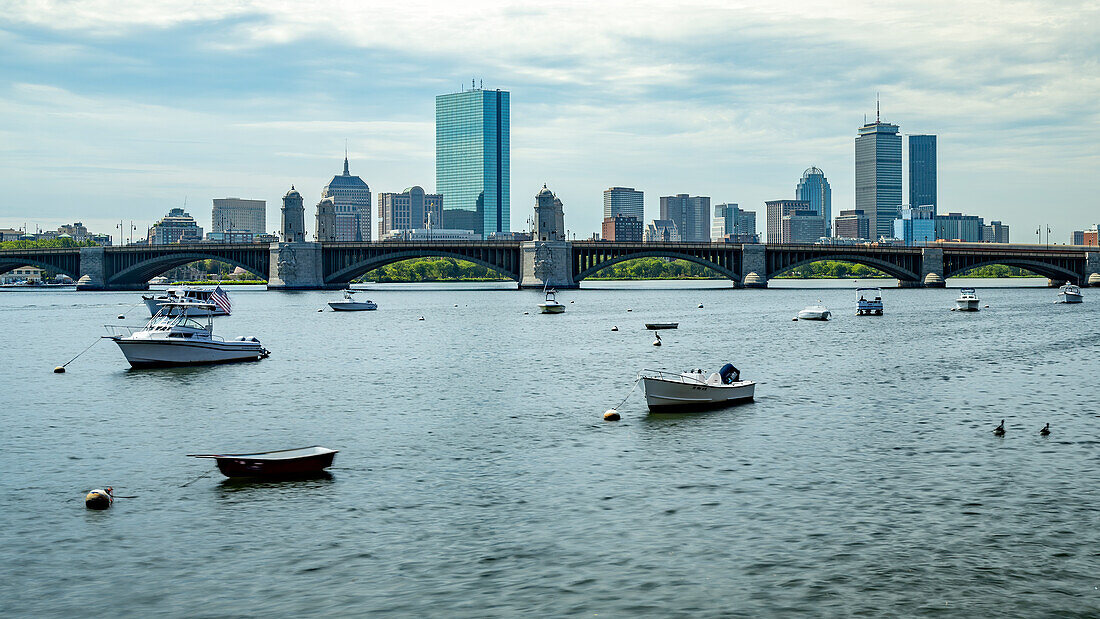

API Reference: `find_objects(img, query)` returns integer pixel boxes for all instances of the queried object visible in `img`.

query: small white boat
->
[328,289,378,311]
[955,287,980,311]
[797,305,832,321]
[641,364,755,412]
[143,286,231,316]
[1057,282,1083,304]
[539,288,566,314]
[855,287,883,316]
[105,302,268,368]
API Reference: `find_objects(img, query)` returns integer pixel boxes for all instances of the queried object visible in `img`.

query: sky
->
[1,0,1098,243]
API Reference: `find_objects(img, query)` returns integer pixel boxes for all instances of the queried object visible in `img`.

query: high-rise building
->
[315,197,337,242]
[981,221,1010,243]
[321,155,371,241]
[934,212,984,242]
[645,219,681,243]
[795,167,832,236]
[533,185,565,242]
[280,186,305,243]
[436,87,510,239]
[660,194,710,242]
[603,187,644,221]
[893,206,936,246]
[908,135,937,213]
[856,111,902,240]
[834,209,870,240]
[765,199,813,243]
[377,186,443,238]
[781,210,826,244]
[1071,230,1085,245]
[711,203,758,242]
[602,215,643,242]
[147,208,203,244]
[212,198,266,236]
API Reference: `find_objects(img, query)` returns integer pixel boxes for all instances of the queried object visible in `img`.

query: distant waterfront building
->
[280,186,306,243]
[380,228,477,242]
[934,212,984,242]
[378,186,444,238]
[645,219,681,243]
[711,203,757,243]
[0,228,22,241]
[834,209,871,240]
[795,168,832,236]
[603,187,644,221]
[602,214,643,242]
[765,199,813,243]
[981,220,1010,243]
[894,206,936,246]
[1071,230,1085,245]
[315,197,337,242]
[212,198,266,236]
[488,231,533,241]
[0,266,44,284]
[1084,226,1100,246]
[660,194,710,242]
[855,110,903,240]
[147,208,203,244]
[321,155,371,241]
[908,134,937,214]
[436,87,510,239]
[782,210,826,244]
[533,185,566,242]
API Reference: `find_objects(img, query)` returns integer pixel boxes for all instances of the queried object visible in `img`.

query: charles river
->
[1,279,1097,617]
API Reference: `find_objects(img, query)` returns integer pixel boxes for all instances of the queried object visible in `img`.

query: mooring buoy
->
[603,410,621,421]
[85,487,114,510]
[53,366,66,373]
[611,326,619,331]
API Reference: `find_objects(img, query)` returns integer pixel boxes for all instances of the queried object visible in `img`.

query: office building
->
[280,186,306,243]
[934,212,984,242]
[645,220,681,243]
[894,206,936,246]
[908,134,937,214]
[315,197,337,242]
[147,208,203,244]
[378,186,444,238]
[1071,230,1085,245]
[981,221,1010,243]
[781,210,826,244]
[321,155,371,241]
[212,198,266,236]
[1085,226,1100,246]
[765,199,813,243]
[436,87,510,239]
[533,185,566,242]
[711,203,758,243]
[855,111,902,240]
[834,209,871,240]
[796,167,832,236]
[660,194,710,242]
[602,215,643,242]
[603,187,644,221]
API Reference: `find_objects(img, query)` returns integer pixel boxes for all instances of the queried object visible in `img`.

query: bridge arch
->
[766,252,920,282]
[108,252,268,286]
[573,250,741,283]
[0,257,80,280]
[325,250,520,285]
[942,258,1080,283]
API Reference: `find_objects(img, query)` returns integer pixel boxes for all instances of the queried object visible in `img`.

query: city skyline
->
[1,1,1098,241]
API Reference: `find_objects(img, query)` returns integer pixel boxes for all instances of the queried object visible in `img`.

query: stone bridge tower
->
[521,184,575,288]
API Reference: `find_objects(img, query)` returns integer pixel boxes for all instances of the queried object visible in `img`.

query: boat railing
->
[103,324,144,337]
[641,369,709,385]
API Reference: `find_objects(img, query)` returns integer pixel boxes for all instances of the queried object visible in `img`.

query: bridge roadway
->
[0,241,1097,290]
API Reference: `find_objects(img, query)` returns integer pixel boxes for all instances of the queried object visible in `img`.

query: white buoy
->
[418,316,425,321]
[318,308,323,312]
[698,303,703,308]
[653,333,662,346]
[603,409,621,421]
[117,314,125,320]
[611,326,618,331]
[627,308,633,312]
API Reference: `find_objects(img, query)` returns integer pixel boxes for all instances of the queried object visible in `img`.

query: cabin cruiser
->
[328,289,378,311]
[797,304,832,321]
[641,364,755,412]
[856,287,884,316]
[1057,282,1083,304]
[538,288,565,314]
[143,286,231,316]
[105,302,267,367]
[955,287,980,311]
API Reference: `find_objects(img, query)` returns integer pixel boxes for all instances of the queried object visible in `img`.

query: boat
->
[955,287,980,311]
[1057,282,1083,304]
[641,364,756,412]
[645,323,679,330]
[189,446,338,478]
[538,288,566,314]
[143,286,231,316]
[328,289,378,311]
[797,305,832,321]
[855,287,884,316]
[104,301,268,367]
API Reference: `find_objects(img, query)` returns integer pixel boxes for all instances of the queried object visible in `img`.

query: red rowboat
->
[189,446,338,478]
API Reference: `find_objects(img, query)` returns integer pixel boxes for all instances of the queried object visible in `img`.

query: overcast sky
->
[2,0,1098,242]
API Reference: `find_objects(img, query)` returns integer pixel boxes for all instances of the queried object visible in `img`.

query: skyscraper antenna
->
[876,93,880,122]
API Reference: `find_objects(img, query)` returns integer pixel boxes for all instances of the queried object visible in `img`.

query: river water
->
[1,280,1098,617]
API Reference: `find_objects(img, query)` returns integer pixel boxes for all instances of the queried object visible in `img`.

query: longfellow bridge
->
[1,240,1097,290]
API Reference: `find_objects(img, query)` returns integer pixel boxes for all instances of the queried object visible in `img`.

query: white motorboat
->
[1057,282,1083,304]
[955,287,980,311]
[539,288,566,314]
[797,305,832,321]
[641,364,755,412]
[143,286,231,316]
[105,302,268,368]
[328,289,378,311]
[856,287,884,316]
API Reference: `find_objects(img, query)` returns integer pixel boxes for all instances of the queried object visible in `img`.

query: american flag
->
[210,285,232,315]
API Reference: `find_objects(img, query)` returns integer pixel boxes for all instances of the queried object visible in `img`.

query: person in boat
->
[718,363,740,384]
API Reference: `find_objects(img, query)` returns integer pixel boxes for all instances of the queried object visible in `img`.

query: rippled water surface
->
[2,280,1098,616]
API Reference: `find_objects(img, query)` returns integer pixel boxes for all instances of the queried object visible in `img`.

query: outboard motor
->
[718,363,740,384]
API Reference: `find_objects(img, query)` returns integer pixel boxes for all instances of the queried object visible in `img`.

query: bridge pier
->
[75,247,146,290]
[918,247,946,287]
[520,241,576,289]
[267,242,326,290]
[739,244,767,288]
[1087,251,1100,287]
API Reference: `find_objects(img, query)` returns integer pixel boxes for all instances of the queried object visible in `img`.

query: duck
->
[652,333,662,347]
[993,420,1005,436]
[1039,423,1050,436]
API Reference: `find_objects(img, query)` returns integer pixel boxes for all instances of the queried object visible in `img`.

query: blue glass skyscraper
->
[908,134,937,214]
[796,167,832,236]
[436,88,510,238]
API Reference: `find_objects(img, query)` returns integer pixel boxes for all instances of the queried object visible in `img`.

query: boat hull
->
[539,303,566,314]
[856,301,883,316]
[1057,293,1083,304]
[328,302,377,311]
[144,297,227,317]
[955,299,981,311]
[642,377,755,412]
[113,338,265,367]
[645,323,679,329]
[214,451,336,478]
[797,310,831,320]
